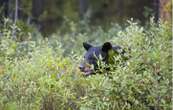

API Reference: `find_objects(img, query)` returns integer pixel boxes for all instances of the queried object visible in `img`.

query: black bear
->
[79,42,127,76]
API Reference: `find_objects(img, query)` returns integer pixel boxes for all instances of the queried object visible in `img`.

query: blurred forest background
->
[0,0,171,36]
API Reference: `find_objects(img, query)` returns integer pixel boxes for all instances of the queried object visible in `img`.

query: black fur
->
[79,42,126,76]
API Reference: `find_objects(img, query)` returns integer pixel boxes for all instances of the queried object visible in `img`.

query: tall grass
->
[0,19,171,110]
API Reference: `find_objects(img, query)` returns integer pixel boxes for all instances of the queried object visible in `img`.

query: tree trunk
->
[4,0,9,17]
[116,0,124,18]
[0,0,9,18]
[79,0,89,19]
[14,0,18,23]
[153,0,160,22]
[159,0,171,22]
[32,0,44,22]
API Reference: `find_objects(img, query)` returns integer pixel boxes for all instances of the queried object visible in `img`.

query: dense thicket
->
[0,19,171,110]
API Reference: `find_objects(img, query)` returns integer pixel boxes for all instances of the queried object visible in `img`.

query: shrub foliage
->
[0,19,171,110]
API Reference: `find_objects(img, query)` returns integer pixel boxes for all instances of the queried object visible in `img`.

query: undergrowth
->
[0,19,172,110]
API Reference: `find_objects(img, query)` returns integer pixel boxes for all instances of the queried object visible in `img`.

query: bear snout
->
[79,63,94,76]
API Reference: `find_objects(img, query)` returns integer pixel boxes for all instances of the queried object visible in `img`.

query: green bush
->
[0,19,171,110]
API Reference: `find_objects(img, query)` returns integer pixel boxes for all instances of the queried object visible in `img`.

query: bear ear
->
[83,42,92,51]
[102,42,112,52]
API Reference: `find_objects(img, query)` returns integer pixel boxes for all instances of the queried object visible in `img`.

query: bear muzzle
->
[79,63,94,76]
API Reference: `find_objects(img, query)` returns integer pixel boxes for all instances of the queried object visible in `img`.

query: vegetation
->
[0,19,172,110]
[2,0,172,35]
